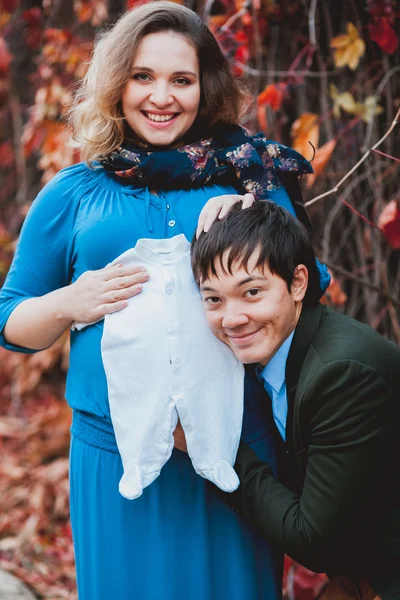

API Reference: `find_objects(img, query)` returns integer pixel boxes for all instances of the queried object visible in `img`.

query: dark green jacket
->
[233,303,400,599]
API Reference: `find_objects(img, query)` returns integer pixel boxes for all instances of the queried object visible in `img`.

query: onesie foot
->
[119,463,143,500]
[201,460,240,492]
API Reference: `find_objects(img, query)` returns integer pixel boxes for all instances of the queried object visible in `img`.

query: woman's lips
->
[140,111,179,129]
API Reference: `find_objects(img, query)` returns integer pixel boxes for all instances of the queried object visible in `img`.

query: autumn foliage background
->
[0,0,399,598]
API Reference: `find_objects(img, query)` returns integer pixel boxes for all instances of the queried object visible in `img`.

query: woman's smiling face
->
[122,31,201,147]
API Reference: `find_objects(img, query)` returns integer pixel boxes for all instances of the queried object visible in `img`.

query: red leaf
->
[368,1,397,21]
[1,0,19,11]
[21,7,42,24]
[321,269,348,307]
[235,44,250,63]
[257,105,268,134]
[257,84,284,111]
[126,0,150,7]
[369,17,398,54]
[0,38,11,74]
[293,565,327,600]
[378,200,400,249]
[0,142,14,168]
[44,28,72,45]
[283,557,327,600]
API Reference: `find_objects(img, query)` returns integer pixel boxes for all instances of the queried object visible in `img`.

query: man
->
[189,201,400,599]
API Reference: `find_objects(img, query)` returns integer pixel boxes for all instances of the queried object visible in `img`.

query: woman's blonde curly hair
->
[69,1,249,166]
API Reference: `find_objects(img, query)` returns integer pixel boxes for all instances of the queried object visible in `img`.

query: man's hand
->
[173,420,188,453]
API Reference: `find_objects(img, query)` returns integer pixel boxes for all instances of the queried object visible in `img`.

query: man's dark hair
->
[191,201,322,307]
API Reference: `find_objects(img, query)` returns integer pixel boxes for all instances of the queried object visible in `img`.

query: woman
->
[0,3,320,598]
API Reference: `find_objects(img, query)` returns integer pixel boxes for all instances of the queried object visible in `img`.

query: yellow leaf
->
[329,84,357,118]
[346,22,359,39]
[337,93,357,113]
[330,84,383,122]
[329,84,339,98]
[330,22,365,70]
[291,112,319,160]
[348,38,366,69]
[330,34,350,49]
[352,96,384,123]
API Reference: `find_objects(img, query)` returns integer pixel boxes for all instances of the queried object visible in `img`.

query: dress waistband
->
[71,409,119,454]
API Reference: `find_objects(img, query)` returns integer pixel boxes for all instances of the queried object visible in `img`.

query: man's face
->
[199,250,308,366]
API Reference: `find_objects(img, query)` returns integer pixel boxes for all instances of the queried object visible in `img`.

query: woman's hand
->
[196,193,255,238]
[66,263,149,324]
[173,420,188,453]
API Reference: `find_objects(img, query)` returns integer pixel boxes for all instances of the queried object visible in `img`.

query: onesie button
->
[165,284,173,294]
[168,220,176,227]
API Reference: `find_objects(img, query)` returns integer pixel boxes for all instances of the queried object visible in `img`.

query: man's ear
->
[291,265,308,301]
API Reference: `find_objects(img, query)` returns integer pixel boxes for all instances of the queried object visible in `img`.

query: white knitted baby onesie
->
[79,235,244,500]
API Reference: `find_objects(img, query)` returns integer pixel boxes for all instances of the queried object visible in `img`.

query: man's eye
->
[205,296,221,305]
[133,73,151,82]
[245,289,260,298]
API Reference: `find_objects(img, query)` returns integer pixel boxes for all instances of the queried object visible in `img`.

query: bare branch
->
[362,65,400,152]
[219,6,248,31]
[203,0,215,23]
[232,62,341,78]
[308,0,318,48]
[320,260,400,309]
[371,149,400,164]
[305,107,400,208]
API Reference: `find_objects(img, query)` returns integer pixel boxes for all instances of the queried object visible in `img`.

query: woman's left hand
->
[196,193,255,238]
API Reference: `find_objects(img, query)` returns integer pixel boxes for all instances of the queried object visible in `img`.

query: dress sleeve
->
[0,166,81,352]
[266,185,296,217]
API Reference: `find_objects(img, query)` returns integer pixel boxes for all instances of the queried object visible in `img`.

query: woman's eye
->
[133,73,151,82]
[174,78,190,86]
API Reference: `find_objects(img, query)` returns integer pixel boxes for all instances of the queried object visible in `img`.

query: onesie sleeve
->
[0,164,83,352]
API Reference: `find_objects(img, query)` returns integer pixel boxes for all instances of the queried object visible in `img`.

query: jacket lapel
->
[285,303,324,451]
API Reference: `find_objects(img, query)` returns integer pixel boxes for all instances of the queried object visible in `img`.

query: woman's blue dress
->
[0,163,296,599]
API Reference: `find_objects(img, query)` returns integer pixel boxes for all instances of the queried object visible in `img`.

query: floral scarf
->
[100,124,312,201]
[100,125,330,292]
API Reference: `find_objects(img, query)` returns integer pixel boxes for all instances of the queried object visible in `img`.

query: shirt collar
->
[134,234,190,265]
[259,330,295,394]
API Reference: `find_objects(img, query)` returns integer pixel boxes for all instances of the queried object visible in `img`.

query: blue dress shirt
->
[256,331,294,441]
